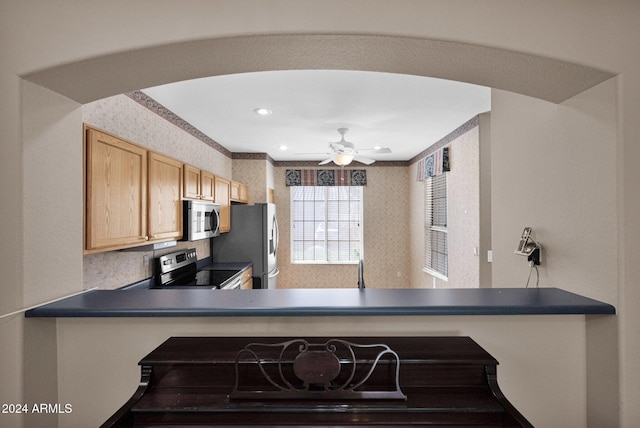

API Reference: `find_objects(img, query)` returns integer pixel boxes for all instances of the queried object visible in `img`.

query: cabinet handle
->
[144,236,149,241]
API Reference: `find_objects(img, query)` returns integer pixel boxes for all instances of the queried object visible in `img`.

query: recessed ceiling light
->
[278,144,288,151]
[253,108,272,116]
[373,145,383,150]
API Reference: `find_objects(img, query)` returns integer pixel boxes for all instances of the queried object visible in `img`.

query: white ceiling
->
[142,70,490,163]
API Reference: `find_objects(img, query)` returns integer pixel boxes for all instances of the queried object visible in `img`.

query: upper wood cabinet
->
[85,125,245,249]
[200,170,215,201]
[85,126,148,252]
[148,152,183,241]
[183,165,201,199]
[84,125,183,253]
[214,176,231,233]
[184,165,216,201]
[230,181,249,204]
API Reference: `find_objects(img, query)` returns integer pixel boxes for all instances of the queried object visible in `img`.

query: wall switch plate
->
[487,250,493,263]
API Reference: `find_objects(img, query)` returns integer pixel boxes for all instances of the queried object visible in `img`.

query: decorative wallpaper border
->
[274,160,409,167]
[232,152,276,164]
[127,90,232,158]
[409,115,479,165]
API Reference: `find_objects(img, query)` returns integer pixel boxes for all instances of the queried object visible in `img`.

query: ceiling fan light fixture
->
[335,152,354,166]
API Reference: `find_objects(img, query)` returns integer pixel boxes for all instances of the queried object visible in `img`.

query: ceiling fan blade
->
[353,155,375,165]
[318,156,335,165]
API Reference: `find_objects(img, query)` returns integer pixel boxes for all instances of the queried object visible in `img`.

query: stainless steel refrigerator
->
[211,203,279,289]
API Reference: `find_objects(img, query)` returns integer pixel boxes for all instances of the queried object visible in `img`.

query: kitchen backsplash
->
[83,240,210,290]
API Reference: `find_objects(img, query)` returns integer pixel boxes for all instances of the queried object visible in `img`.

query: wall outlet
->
[487,250,493,263]
[143,255,149,266]
[397,271,402,277]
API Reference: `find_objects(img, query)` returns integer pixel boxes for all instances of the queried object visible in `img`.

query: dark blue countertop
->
[197,260,252,271]
[24,287,615,318]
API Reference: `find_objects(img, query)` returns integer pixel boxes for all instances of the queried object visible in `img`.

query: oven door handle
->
[220,277,242,290]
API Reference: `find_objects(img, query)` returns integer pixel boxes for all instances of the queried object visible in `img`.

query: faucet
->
[358,259,365,290]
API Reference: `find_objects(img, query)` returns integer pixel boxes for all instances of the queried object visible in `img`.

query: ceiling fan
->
[297,128,392,166]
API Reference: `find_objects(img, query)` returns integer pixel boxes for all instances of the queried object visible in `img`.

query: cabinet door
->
[183,164,201,199]
[201,170,215,201]
[239,184,249,203]
[148,152,183,241]
[230,181,241,201]
[230,181,249,203]
[215,176,231,233]
[241,267,253,290]
[85,127,147,252]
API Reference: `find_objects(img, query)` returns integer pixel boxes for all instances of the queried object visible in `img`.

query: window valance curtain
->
[286,169,367,186]
[417,147,450,181]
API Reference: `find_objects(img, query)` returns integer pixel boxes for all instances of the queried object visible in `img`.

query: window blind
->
[424,173,448,278]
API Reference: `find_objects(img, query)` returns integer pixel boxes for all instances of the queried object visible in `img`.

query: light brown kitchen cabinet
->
[183,164,201,199]
[200,170,215,201]
[241,267,253,289]
[215,176,231,233]
[184,166,216,201]
[230,181,249,203]
[148,152,183,241]
[85,125,183,253]
[85,126,148,252]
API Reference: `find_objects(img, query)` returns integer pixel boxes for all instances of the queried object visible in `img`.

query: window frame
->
[290,185,364,265]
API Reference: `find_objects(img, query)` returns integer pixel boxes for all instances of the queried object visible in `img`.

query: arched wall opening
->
[23,34,614,105]
[15,30,620,427]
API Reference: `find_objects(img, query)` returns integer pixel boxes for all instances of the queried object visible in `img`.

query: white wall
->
[491,80,618,303]
[490,76,620,426]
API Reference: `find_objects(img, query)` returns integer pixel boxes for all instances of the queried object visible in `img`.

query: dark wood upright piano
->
[102,336,533,427]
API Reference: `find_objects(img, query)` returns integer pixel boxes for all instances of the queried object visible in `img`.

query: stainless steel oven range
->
[153,248,241,290]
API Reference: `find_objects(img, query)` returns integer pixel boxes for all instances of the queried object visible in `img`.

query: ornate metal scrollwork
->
[229,339,406,400]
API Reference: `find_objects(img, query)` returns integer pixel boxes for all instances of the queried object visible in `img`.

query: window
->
[291,186,363,263]
[424,173,448,279]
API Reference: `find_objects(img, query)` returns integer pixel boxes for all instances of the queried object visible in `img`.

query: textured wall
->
[232,157,269,204]
[82,95,232,177]
[409,122,482,289]
[274,165,411,289]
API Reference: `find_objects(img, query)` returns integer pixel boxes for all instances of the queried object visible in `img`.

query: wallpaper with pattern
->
[274,166,412,289]
[409,126,481,289]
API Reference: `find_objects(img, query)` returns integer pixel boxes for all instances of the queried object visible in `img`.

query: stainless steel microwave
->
[182,200,220,241]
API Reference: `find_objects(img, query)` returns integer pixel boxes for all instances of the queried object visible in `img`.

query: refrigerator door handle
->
[274,216,279,254]
[268,268,280,278]
[270,215,279,255]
